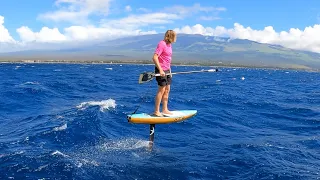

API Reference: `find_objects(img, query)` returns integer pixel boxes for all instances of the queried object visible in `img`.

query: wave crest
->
[76,99,116,112]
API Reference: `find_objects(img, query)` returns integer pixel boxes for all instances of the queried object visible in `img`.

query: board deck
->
[127,110,197,124]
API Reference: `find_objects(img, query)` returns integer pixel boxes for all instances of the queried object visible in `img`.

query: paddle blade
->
[138,72,155,84]
[207,69,218,72]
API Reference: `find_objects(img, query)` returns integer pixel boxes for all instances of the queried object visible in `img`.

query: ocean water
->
[0,63,319,180]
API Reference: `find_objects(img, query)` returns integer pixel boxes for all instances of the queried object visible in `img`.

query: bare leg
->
[162,85,173,114]
[154,86,166,116]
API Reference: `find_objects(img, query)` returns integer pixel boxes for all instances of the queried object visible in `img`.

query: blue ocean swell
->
[0,63,319,179]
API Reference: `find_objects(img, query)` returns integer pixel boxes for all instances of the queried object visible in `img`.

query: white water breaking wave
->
[76,99,116,112]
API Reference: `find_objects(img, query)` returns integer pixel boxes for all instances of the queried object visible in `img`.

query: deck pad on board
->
[127,110,197,124]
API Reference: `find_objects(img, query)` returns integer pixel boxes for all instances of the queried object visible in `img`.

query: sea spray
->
[76,99,116,112]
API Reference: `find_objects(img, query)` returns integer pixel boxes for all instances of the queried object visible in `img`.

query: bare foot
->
[152,112,163,117]
[162,110,173,115]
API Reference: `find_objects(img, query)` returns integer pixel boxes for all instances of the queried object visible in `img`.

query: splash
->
[51,150,69,158]
[51,150,99,167]
[75,159,100,168]
[53,123,67,131]
[100,138,150,151]
[76,99,116,112]
[23,81,40,85]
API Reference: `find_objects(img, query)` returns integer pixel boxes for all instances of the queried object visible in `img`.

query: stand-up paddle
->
[138,68,218,84]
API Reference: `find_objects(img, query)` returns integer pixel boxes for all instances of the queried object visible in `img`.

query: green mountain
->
[1,34,320,70]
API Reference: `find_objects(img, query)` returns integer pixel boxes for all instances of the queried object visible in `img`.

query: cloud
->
[63,25,156,41]
[96,4,225,33]
[0,16,16,43]
[199,16,221,21]
[38,0,112,23]
[137,8,150,13]
[35,2,223,40]
[16,26,67,42]
[2,2,320,54]
[165,3,226,15]
[174,23,320,52]
[101,13,181,30]
[14,24,157,46]
[164,3,226,18]
[125,5,132,12]
[39,11,89,24]
[173,24,226,36]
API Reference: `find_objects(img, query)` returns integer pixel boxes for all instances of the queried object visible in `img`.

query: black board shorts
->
[155,67,172,86]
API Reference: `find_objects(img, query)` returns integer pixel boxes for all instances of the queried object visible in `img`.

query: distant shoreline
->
[0,60,319,72]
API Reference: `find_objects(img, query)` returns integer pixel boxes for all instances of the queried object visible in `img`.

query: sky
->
[1,0,320,53]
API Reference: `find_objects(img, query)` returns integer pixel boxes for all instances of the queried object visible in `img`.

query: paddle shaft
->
[154,69,217,77]
[138,68,218,84]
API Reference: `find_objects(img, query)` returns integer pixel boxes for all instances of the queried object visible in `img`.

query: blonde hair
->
[164,30,176,44]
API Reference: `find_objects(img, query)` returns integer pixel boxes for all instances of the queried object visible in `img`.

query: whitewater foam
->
[53,123,67,131]
[23,81,40,85]
[101,138,150,151]
[76,98,116,112]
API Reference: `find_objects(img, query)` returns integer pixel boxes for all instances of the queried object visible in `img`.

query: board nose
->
[126,115,131,122]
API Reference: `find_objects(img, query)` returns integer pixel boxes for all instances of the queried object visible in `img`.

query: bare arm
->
[152,53,165,76]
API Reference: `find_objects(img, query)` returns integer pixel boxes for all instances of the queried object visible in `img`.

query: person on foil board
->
[152,30,177,117]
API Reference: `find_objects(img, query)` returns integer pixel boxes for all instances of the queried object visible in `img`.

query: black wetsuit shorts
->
[155,66,172,86]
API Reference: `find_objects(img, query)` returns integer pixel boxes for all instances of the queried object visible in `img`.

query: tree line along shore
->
[0,59,318,72]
